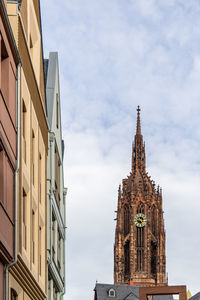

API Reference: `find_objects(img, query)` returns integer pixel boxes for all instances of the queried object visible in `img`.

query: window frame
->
[108,288,116,298]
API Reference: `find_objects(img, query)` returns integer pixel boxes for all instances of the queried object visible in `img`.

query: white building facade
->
[45,52,66,300]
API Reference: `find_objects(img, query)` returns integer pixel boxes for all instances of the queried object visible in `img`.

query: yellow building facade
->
[7,0,48,299]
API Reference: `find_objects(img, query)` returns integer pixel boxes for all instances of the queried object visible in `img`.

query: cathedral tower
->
[114,107,167,287]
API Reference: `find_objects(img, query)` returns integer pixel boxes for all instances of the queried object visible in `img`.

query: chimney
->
[128,278,134,286]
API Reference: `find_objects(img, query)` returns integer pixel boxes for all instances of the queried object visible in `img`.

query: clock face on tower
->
[134,213,147,227]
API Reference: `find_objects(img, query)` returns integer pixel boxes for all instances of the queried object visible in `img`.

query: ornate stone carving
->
[114,107,166,287]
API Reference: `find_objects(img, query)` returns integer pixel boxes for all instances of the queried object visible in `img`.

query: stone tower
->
[114,106,167,287]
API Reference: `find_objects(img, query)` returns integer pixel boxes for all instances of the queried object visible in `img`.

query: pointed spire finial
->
[132,106,146,171]
[136,105,141,135]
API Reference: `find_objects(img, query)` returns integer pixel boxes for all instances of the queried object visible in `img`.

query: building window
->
[22,102,26,137]
[56,93,59,128]
[23,189,27,249]
[151,241,157,275]
[22,101,27,163]
[32,210,35,264]
[30,35,33,59]
[55,150,60,206]
[0,145,3,204]
[32,130,35,186]
[1,35,9,103]
[136,244,144,272]
[137,202,144,214]
[10,289,18,300]
[151,206,156,236]
[57,231,61,272]
[48,279,51,300]
[124,204,130,236]
[39,153,42,202]
[108,289,116,298]
[0,147,14,208]
[39,226,42,276]
[136,202,144,272]
[124,241,130,276]
[53,284,57,300]
[52,214,56,262]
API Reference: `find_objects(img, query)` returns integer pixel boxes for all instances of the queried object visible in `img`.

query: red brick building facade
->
[0,0,20,298]
[114,107,167,287]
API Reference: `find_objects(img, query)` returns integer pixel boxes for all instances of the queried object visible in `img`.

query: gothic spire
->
[114,106,166,286]
[132,106,146,171]
[136,105,141,135]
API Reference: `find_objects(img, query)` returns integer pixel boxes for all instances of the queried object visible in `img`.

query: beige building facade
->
[7,0,48,299]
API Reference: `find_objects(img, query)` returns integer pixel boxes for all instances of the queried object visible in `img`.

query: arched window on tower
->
[151,241,157,276]
[124,240,130,276]
[151,205,156,236]
[124,205,130,236]
[137,202,144,214]
[136,202,144,272]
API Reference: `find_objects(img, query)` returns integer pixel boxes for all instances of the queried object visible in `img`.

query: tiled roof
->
[94,284,173,300]
[190,292,200,300]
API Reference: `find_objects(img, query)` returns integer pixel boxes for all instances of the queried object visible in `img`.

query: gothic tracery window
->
[151,205,156,236]
[124,241,130,276]
[151,241,157,275]
[136,202,144,272]
[137,202,144,214]
[124,204,130,236]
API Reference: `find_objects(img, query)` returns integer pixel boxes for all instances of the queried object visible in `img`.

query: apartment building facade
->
[7,0,48,299]
[0,0,20,299]
[45,52,66,300]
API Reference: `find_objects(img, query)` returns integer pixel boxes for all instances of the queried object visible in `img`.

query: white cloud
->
[41,0,200,299]
[134,0,160,20]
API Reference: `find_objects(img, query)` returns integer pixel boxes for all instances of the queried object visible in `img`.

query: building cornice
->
[51,192,65,239]
[10,255,46,300]
[47,257,64,292]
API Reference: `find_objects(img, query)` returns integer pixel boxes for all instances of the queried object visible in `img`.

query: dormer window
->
[108,288,116,298]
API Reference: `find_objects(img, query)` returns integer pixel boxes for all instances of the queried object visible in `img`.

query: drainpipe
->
[4,62,21,300]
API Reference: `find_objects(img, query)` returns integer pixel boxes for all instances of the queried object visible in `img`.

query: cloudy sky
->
[41,1,200,299]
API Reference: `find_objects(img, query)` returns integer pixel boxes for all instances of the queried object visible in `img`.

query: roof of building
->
[43,58,49,88]
[94,284,173,300]
[45,52,59,126]
[189,292,200,300]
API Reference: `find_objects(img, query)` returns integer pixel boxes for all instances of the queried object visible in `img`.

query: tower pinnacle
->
[114,109,166,287]
[136,105,141,135]
[132,106,145,171]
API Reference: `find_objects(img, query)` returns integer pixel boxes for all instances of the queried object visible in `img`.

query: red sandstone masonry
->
[114,108,166,287]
